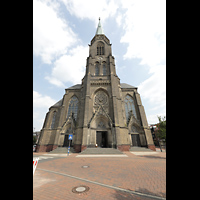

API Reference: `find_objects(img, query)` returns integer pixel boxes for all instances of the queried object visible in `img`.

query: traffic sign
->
[68,134,73,140]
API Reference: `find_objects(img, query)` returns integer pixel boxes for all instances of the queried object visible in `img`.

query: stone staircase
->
[48,147,75,154]
[80,148,124,154]
[49,146,153,154]
[129,147,154,152]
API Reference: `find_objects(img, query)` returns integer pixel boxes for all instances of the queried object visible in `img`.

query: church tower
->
[36,18,155,152]
[80,17,130,151]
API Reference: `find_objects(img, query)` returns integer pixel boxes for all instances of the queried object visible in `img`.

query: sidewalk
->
[33,151,166,200]
[33,152,48,156]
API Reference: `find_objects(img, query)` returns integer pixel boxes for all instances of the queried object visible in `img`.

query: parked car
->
[33,145,36,152]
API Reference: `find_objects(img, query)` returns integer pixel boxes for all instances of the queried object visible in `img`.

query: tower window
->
[95,63,99,76]
[97,42,104,55]
[103,62,106,75]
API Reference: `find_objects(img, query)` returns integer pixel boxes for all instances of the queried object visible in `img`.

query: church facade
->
[36,19,155,153]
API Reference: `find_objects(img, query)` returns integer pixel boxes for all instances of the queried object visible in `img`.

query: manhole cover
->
[82,165,90,168]
[72,186,90,193]
[76,187,86,192]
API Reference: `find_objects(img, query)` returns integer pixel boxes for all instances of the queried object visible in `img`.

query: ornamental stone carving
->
[93,90,109,114]
[94,90,108,106]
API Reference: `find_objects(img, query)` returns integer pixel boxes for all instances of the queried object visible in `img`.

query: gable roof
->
[66,84,82,90]
[51,99,63,108]
[120,83,137,89]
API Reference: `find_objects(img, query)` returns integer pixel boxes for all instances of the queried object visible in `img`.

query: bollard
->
[33,157,39,175]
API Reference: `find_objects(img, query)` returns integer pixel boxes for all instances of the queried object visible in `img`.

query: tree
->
[156,116,166,141]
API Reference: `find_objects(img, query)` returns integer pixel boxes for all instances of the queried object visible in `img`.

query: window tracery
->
[124,95,137,121]
[95,63,99,76]
[51,111,56,129]
[97,42,104,55]
[97,121,106,129]
[67,96,79,120]
[93,90,109,114]
[131,125,138,133]
[103,62,106,75]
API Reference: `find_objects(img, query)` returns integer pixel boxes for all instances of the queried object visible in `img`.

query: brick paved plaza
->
[33,151,166,200]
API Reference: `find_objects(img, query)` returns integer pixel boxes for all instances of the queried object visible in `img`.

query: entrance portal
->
[63,135,69,147]
[131,134,141,147]
[96,131,108,148]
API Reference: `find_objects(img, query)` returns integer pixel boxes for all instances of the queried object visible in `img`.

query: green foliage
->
[156,116,166,141]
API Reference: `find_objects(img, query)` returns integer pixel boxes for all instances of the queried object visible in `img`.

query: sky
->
[33,0,166,131]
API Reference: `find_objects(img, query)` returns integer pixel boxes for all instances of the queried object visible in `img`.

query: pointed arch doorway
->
[96,120,109,148]
[96,131,108,148]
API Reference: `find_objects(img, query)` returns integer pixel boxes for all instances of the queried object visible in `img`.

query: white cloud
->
[33,90,57,131]
[61,0,119,25]
[45,76,65,88]
[138,64,166,124]
[147,113,166,125]
[117,0,166,122]
[45,45,88,86]
[120,0,166,66]
[33,0,78,64]
[138,65,166,107]
[33,90,56,108]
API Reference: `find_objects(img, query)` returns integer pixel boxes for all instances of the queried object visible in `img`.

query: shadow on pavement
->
[139,156,166,159]
[113,188,166,200]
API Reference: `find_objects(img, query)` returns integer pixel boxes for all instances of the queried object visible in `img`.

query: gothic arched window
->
[51,111,56,129]
[103,62,106,75]
[95,63,99,76]
[97,42,104,55]
[67,96,79,120]
[124,95,137,121]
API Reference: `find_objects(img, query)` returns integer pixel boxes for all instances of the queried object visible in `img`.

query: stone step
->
[48,147,75,154]
[80,148,124,154]
[129,147,154,152]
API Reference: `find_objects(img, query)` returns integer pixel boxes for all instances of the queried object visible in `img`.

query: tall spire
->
[96,17,104,35]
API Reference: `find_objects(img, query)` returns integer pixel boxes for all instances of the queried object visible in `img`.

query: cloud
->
[33,90,56,108]
[120,0,166,66]
[147,113,166,125]
[138,65,166,107]
[33,0,78,64]
[45,45,89,86]
[117,0,166,123]
[61,0,119,24]
[138,64,166,124]
[33,90,57,131]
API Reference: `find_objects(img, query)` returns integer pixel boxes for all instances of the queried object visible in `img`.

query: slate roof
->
[52,99,63,107]
[66,84,82,90]
[120,83,137,89]
[51,83,136,108]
